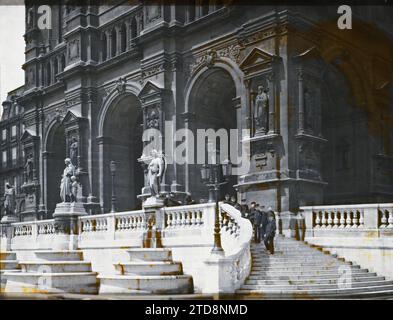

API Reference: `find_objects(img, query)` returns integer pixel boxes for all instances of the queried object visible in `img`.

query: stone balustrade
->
[300,203,393,280]
[300,203,393,237]
[1,202,253,293]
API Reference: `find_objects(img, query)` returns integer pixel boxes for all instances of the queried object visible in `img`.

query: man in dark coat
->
[257,204,268,240]
[250,202,262,243]
[240,199,249,218]
[264,210,277,254]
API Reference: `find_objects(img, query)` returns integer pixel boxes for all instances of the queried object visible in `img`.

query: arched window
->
[53,57,58,80]
[111,28,117,57]
[131,17,137,39]
[102,32,107,61]
[61,54,66,71]
[46,62,51,86]
[120,23,127,53]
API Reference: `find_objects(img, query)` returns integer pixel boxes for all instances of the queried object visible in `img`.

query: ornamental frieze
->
[187,43,244,78]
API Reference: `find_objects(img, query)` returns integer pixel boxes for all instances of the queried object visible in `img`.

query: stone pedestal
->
[142,197,164,248]
[278,211,297,238]
[52,202,87,250]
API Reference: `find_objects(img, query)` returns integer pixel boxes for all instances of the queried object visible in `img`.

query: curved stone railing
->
[218,203,253,291]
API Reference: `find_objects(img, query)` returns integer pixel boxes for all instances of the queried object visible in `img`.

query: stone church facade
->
[1,2,392,235]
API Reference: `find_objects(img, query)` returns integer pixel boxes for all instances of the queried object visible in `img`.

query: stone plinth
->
[52,202,87,251]
[142,197,164,248]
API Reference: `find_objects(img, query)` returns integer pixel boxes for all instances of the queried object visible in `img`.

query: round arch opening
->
[102,94,144,212]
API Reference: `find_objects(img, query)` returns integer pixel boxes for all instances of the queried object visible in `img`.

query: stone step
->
[245,276,387,286]
[34,250,84,262]
[236,284,393,297]
[126,248,173,262]
[248,269,369,277]
[3,271,99,294]
[115,261,183,276]
[252,255,344,263]
[0,252,16,260]
[18,261,92,273]
[98,274,194,294]
[251,260,349,266]
[0,260,19,270]
[240,280,393,291]
[247,271,377,280]
[250,265,362,272]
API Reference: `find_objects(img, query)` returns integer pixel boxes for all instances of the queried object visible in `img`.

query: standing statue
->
[25,153,34,182]
[147,149,165,198]
[60,158,75,202]
[3,183,15,216]
[69,137,78,167]
[254,85,269,134]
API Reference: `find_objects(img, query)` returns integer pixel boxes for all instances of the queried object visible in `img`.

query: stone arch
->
[44,119,66,215]
[97,82,144,212]
[184,59,244,201]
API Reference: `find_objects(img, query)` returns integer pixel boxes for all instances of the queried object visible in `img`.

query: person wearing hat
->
[250,202,263,243]
[264,209,277,254]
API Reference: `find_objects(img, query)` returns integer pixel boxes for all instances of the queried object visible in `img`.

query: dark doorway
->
[103,94,144,212]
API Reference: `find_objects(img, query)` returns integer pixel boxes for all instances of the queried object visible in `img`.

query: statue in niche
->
[147,149,165,197]
[254,85,269,134]
[69,137,78,167]
[24,153,34,182]
[60,158,75,203]
[3,183,15,216]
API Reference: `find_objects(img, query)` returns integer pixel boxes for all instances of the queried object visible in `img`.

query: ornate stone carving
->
[142,64,165,79]
[188,44,243,76]
[44,105,67,127]
[68,39,80,62]
[146,105,160,129]
[239,29,275,46]
[147,149,165,197]
[146,5,162,24]
[60,158,76,203]
[115,77,127,93]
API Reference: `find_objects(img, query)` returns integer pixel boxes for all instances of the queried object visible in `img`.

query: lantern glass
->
[222,159,232,178]
[110,161,116,173]
[201,164,210,182]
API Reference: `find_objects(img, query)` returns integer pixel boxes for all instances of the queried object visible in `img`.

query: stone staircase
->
[236,236,393,298]
[0,251,21,292]
[98,248,194,294]
[3,251,99,294]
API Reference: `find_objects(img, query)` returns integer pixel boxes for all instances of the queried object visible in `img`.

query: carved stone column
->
[268,72,276,134]
[106,30,112,59]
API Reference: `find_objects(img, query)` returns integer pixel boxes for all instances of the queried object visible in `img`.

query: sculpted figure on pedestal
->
[147,149,165,197]
[254,85,269,134]
[60,158,75,203]
[3,183,15,215]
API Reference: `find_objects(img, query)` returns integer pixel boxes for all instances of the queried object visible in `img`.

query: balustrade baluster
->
[387,210,393,229]
[339,211,345,228]
[352,211,359,228]
[333,210,339,228]
[321,211,327,228]
[327,211,333,228]
[379,209,387,228]
[345,211,352,228]
[314,211,321,228]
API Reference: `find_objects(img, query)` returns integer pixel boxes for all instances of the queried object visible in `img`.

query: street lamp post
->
[201,157,232,255]
[110,160,116,213]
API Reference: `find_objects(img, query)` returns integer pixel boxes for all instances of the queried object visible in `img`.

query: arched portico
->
[184,60,245,201]
[97,86,144,212]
